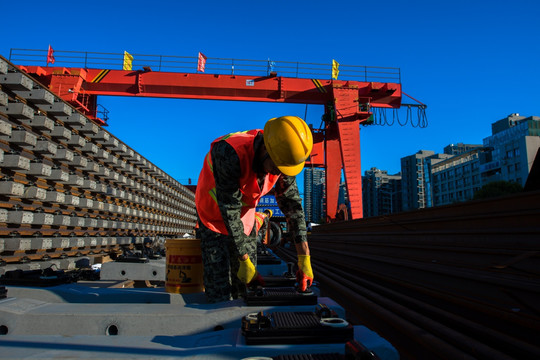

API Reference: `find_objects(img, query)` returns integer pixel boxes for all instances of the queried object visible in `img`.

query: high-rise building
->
[481,114,540,187]
[362,168,402,217]
[400,151,452,211]
[303,167,325,223]
[443,143,483,156]
[432,147,488,206]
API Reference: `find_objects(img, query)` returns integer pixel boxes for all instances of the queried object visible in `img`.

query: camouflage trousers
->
[197,221,258,303]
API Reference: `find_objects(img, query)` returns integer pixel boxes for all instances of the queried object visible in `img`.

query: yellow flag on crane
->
[123,51,134,71]
[332,59,340,80]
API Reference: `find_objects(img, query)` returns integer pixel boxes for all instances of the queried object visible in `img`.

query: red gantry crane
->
[13,50,404,221]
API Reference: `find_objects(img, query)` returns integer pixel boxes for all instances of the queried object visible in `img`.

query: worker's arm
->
[275,175,313,291]
[275,175,309,252]
[211,141,249,258]
[211,141,264,286]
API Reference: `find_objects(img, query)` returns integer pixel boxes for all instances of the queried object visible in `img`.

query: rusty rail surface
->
[276,191,540,360]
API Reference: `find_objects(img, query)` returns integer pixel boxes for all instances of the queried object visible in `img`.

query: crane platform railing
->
[9,48,401,83]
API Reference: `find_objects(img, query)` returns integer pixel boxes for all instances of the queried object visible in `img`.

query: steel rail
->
[275,191,540,359]
[319,251,539,354]
[276,247,478,360]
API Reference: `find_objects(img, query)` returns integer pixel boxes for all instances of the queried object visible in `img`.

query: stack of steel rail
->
[0,55,196,272]
[277,190,540,360]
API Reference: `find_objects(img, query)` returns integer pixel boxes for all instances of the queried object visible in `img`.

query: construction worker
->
[195,116,314,303]
[254,209,273,245]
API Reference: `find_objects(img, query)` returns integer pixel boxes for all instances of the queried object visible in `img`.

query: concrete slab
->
[0,208,7,223]
[8,128,37,148]
[66,174,84,187]
[13,88,55,105]
[59,113,86,127]
[0,72,33,91]
[27,115,55,132]
[0,91,7,106]
[32,213,54,226]
[84,160,99,174]
[41,101,72,117]
[0,321,397,359]
[100,260,166,281]
[92,129,110,142]
[45,191,65,204]
[0,294,345,336]
[23,162,52,177]
[81,142,98,155]
[33,139,57,155]
[2,237,32,251]
[0,181,25,196]
[76,122,99,136]
[51,147,74,162]
[22,186,47,201]
[49,126,71,141]
[0,118,13,136]
[0,58,7,74]
[0,102,34,119]
[71,153,88,168]
[2,154,30,171]
[52,214,71,226]
[49,169,69,182]
[7,211,33,225]
[66,134,86,148]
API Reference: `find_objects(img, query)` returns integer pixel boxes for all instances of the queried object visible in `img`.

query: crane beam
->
[19,65,403,221]
[21,66,401,107]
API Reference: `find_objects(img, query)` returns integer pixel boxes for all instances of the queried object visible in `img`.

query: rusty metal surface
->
[277,191,540,360]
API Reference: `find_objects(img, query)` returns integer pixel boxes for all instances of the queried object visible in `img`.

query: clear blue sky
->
[2,0,539,192]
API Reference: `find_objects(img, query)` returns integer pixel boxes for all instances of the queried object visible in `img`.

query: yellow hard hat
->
[263,116,313,176]
[264,209,273,218]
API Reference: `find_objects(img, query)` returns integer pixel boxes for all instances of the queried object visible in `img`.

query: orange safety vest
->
[196,130,280,236]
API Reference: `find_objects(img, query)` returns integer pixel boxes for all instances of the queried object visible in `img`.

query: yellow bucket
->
[165,238,204,294]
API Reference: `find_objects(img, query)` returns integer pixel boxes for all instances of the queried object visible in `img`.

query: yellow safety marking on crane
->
[91,69,110,83]
[311,79,327,93]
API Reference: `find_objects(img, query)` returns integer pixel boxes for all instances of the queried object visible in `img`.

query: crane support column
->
[329,84,369,220]
[324,121,343,222]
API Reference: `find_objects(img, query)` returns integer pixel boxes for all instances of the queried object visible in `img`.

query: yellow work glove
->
[237,257,264,285]
[296,255,314,292]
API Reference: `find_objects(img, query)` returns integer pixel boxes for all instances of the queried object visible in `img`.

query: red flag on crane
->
[47,45,55,65]
[197,52,207,72]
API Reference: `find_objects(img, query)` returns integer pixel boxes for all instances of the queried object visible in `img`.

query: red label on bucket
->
[167,254,202,264]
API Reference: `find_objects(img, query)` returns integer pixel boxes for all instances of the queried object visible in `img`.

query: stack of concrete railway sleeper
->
[0,54,197,276]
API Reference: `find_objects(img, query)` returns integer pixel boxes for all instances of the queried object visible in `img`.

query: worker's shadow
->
[151,327,240,349]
